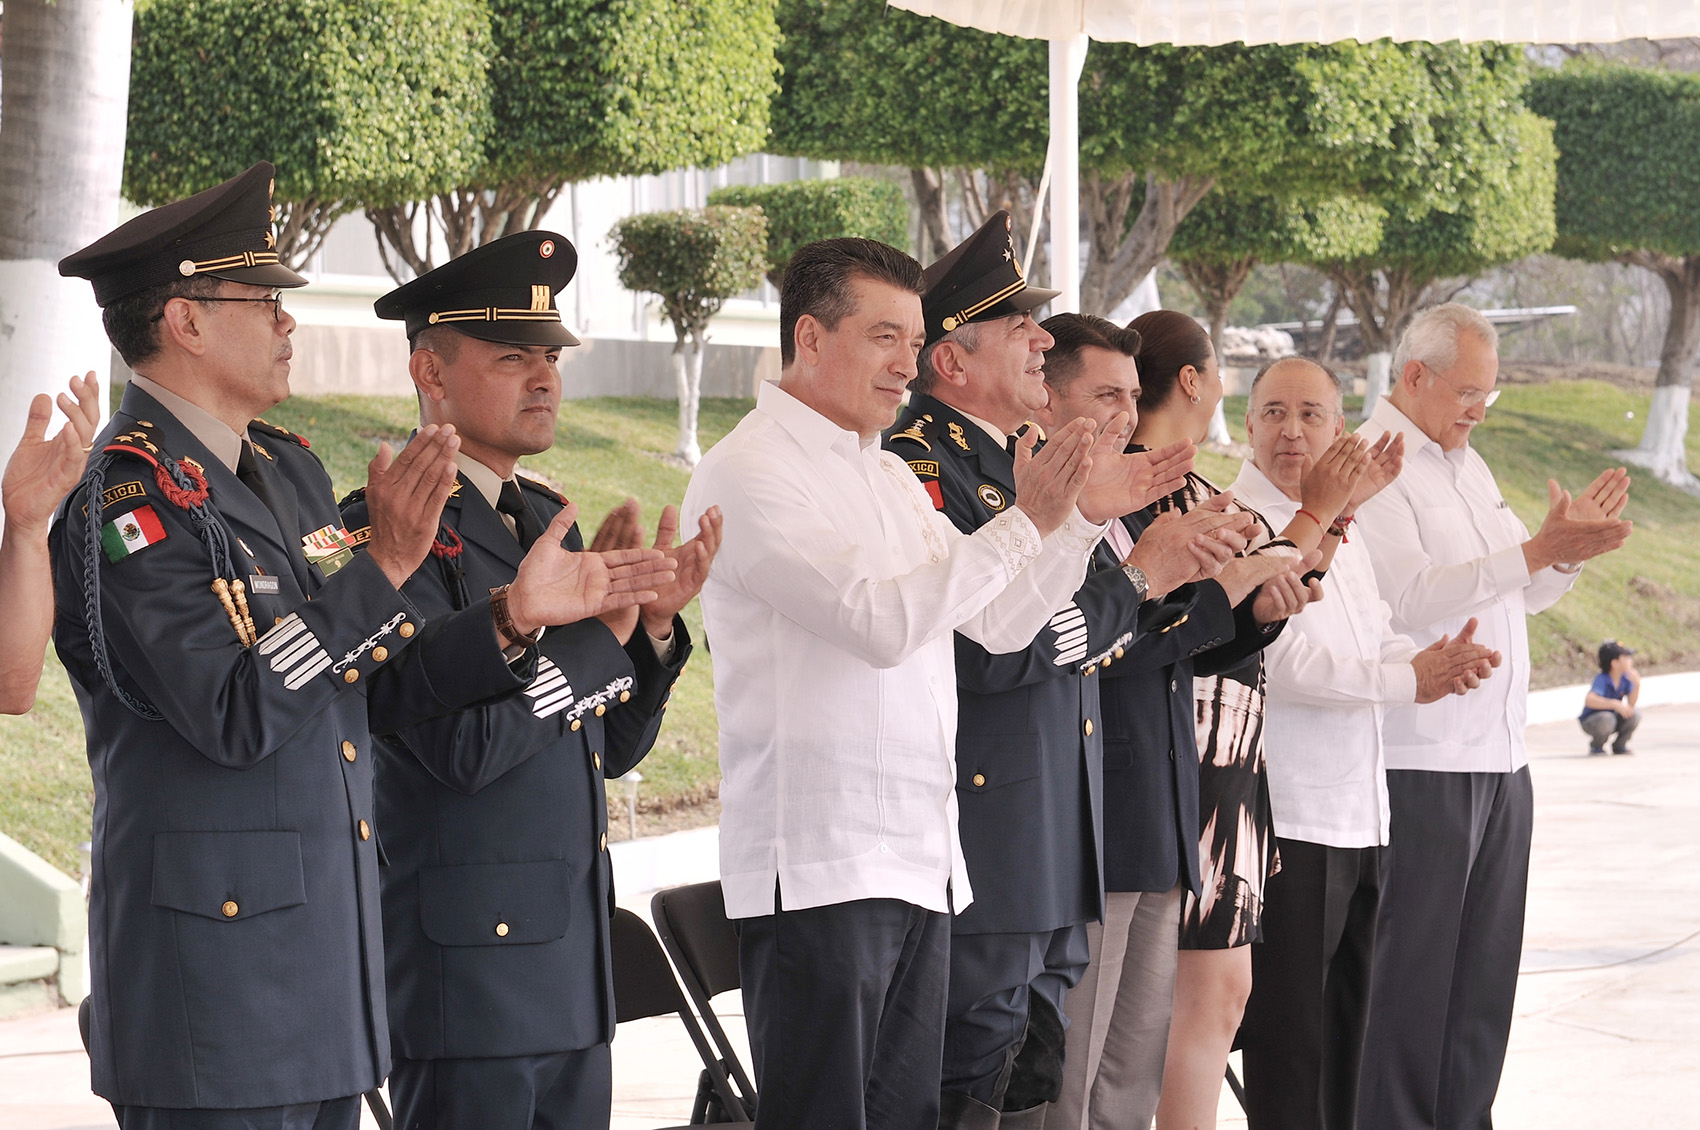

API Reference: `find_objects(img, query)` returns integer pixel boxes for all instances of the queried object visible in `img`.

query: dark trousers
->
[1580,709,1640,752]
[943,924,1090,1106]
[739,894,951,1130]
[1358,768,1533,1130]
[389,1047,611,1130]
[1241,838,1382,1130]
[113,1098,360,1130]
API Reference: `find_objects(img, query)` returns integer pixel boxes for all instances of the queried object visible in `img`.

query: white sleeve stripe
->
[271,632,322,672]
[1054,627,1089,649]
[257,615,307,654]
[533,688,577,716]
[1055,643,1089,664]
[283,651,333,689]
[528,672,569,698]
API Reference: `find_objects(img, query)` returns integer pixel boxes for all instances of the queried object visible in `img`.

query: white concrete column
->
[1047,34,1089,314]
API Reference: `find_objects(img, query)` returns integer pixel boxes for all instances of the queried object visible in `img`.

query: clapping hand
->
[363,424,461,590]
[1411,617,1502,703]
[1297,435,1370,527]
[1247,550,1325,625]
[3,372,102,535]
[640,504,723,639]
[1076,414,1196,522]
[1013,417,1095,537]
[1568,467,1630,522]
[1343,432,1404,514]
[505,502,674,641]
[1523,478,1632,574]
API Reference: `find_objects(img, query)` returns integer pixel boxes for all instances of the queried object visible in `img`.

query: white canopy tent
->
[888,0,1700,313]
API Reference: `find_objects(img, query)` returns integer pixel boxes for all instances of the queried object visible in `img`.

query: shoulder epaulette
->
[250,417,311,448]
[517,474,567,506]
[889,412,935,452]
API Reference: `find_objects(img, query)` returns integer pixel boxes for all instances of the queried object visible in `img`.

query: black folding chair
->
[78,997,395,1128]
[612,906,754,1126]
[650,882,759,1119]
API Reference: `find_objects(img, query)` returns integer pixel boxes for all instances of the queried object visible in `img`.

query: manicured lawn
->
[4,381,1697,874]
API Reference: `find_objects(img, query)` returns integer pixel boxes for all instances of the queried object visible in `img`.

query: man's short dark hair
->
[102,275,224,368]
[409,324,466,362]
[779,238,923,367]
[1039,313,1143,392]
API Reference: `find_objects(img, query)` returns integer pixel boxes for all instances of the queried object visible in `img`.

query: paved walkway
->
[3,704,1696,1129]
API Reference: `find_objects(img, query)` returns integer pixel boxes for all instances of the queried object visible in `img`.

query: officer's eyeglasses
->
[1422,365,1499,409]
[153,292,286,324]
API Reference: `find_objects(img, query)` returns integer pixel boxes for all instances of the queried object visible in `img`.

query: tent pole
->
[1048,34,1089,313]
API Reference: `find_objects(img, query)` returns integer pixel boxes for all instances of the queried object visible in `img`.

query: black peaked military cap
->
[922,209,1060,345]
[375,231,580,348]
[59,162,305,307]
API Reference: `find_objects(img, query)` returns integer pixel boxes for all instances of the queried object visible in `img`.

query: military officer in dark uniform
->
[343,232,718,1129]
[50,164,672,1129]
[885,213,1248,1129]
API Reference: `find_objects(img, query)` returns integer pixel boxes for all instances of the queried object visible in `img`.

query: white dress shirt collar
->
[454,452,512,511]
[129,374,246,473]
[762,380,877,461]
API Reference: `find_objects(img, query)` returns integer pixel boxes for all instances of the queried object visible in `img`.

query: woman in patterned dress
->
[1127,312,1372,1130]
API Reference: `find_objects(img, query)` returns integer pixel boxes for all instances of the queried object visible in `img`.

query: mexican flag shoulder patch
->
[101,505,168,563]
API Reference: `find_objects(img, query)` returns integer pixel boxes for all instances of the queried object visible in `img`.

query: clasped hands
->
[360,425,720,649]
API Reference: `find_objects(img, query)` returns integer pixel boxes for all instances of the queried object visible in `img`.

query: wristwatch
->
[1120,562,1149,601]
[489,583,543,649]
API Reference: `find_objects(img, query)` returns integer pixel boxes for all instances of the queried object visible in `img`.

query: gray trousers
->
[1040,886,1182,1130]
[1580,709,1640,751]
[1358,768,1533,1130]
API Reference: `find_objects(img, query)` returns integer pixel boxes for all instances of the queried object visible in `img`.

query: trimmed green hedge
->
[709,178,909,289]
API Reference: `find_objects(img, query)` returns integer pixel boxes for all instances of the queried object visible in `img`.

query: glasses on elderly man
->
[151,291,287,324]
[1423,365,1500,409]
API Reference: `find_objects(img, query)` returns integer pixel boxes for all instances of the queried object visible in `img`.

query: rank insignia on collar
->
[977,484,1007,511]
[948,422,971,451]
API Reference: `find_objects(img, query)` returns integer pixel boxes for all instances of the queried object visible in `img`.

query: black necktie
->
[496,480,545,551]
[1006,434,1020,458]
[236,442,275,514]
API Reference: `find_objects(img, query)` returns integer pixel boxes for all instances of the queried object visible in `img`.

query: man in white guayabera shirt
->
[1353,305,1632,1130]
[682,238,1168,1130]
[1230,357,1500,1130]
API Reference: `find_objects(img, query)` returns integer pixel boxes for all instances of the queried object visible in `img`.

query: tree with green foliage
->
[1316,106,1556,413]
[126,0,492,268]
[708,178,909,289]
[611,206,768,465]
[1526,64,1700,491]
[1170,192,1384,357]
[369,0,781,279]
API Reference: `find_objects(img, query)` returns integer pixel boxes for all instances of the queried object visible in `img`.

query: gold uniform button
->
[599,832,608,851]
[372,646,388,662]
[972,773,986,787]
[1114,646,1126,659]
[495,922,510,938]
[592,752,603,771]
[570,719,582,732]
[399,622,415,638]
[343,669,359,684]
[341,741,357,762]
[594,704,606,717]
[670,680,679,693]
[619,690,631,703]
[1101,656,1113,668]
[1084,719,1095,737]
[221,900,239,918]
[1085,665,1097,676]
[358,820,371,841]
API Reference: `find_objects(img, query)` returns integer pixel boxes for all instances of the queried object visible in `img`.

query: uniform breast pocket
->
[151,830,306,922]
[418,858,572,947]
[957,733,1041,793]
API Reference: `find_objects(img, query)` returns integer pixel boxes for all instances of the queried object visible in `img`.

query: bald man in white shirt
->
[1353,305,1631,1130]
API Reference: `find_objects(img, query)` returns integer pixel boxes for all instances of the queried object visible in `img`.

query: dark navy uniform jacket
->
[342,473,690,1061]
[1096,504,1281,895]
[886,394,1146,936]
[49,385,528,1109]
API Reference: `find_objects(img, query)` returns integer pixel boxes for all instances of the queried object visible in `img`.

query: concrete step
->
[0,944,59,986]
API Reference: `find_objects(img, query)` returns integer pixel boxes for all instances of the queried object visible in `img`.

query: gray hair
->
[913,320,984,397]
[1393,303,1498,375]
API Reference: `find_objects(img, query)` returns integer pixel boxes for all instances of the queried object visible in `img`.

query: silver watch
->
[1120,563,1149,600]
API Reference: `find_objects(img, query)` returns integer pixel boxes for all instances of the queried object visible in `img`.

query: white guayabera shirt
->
[1233,460,1417,849]
[1355,399,1579,775]
[682,382,1106,920]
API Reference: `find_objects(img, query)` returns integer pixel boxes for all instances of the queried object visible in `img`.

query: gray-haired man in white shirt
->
[1230,357,1499,1130]
[683,238,1175,1130]
[1353,304,1632,1130]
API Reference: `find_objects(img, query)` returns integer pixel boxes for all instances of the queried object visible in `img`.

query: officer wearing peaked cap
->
[886,211,1199,1127]
[51,165,656,1128]
[345,230,717,1129]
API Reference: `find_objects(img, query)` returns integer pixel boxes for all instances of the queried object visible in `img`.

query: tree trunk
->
[910,167,950,262]
[0,0,132,464]
[1176,256,1254,362]
[1079,172,1214,317]
[1361,351,1393,419]
[1618,251,1700,492]
[365,180,564,284]
[274,199,352,270]
[1316,288,1344,363]
[673,326,705,466]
